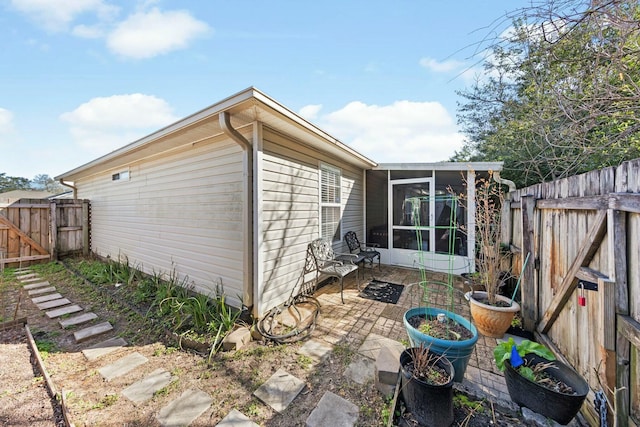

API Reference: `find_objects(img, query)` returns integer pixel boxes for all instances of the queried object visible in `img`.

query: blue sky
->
[0,0,527,180]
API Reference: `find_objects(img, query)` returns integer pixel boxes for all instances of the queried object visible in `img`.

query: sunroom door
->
[389,178,434,266]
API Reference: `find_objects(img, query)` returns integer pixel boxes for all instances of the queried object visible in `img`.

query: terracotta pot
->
[465,291,520,338]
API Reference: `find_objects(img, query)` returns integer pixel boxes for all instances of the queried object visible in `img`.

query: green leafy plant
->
[493,338,555,372]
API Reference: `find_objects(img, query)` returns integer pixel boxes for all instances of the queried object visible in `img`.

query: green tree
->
[31,174,64,193]
[0,173,31,192]
[455,0,640,187]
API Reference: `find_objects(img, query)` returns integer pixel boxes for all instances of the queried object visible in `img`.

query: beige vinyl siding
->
[75,136,246,308]
[257,128,364,315]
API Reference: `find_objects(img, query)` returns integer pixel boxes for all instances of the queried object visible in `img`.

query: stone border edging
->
[25,324,74,427]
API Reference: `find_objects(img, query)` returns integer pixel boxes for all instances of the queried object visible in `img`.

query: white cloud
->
[316,100,464,163]
[10,0,118,32]
[60,93,178,153]
[0,108,14,133]
[72,23,105,38]
[106,8,210,59]
[419,57,466,73]
[298,104,322,120]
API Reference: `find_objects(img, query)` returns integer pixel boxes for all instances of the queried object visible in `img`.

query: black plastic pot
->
[504,354,589,425]
[400,348,455,427]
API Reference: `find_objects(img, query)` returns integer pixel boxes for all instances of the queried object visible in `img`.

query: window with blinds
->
[320,164,341,242]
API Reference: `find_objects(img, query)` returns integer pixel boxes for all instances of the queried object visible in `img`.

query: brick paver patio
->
[310,264,511,401]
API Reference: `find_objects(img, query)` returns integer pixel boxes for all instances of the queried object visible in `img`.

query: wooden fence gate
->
[506,159,640,427]
[0,198,90,268]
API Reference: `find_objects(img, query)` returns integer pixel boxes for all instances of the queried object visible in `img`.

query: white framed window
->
[320,163,341,242]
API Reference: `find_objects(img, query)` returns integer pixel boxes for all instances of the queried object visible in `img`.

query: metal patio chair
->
[344,231,381,273]
[306,238,360,303]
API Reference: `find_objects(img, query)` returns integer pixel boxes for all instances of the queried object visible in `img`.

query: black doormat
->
[359,280,404,304]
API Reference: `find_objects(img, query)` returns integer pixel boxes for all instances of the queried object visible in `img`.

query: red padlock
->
[578,282,586,306]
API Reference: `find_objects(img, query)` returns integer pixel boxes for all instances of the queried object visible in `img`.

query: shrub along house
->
[55,87,502,317]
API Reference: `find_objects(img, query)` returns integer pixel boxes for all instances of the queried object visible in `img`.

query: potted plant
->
[399,343,455,427]
[494,338,589,425]
[404,194,479,383]
[463,171,520,338]
[403,306,478,382]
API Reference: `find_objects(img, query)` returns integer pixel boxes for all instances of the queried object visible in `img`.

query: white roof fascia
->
[374,162,503,172]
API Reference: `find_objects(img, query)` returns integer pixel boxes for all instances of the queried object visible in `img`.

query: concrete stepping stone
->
[28,286,56,296]
[36,298,72,310]
[74,321,113,343]
[13,268,32,273]
[122,369,174,405]
[98,352,148,381]
[31,293,63,304]
[20,277,44,283]
[298,339,333,364]
[306,391,359,427]
[343,355,375,385]
[60,312,98,328]
[156,389,212,427]
[357,333,405,360]
[253,368,305,413]
[82,337,128,361]
[216,409,260,427]
[46,305,83,319]
[23,281,51,290]
[16,273,37,280]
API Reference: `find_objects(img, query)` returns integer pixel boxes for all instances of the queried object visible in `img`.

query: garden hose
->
[257,293,321,343]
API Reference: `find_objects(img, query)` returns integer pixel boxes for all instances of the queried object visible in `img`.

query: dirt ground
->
[0,261,530,427]
[0,324,64,426]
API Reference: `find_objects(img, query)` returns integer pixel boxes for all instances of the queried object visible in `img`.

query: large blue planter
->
[403,307,478,382]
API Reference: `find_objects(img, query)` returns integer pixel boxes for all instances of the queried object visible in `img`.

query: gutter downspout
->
[59,179,78,199]
[493,171,516,193]
[219,111,254,312]
[493,171,517,252]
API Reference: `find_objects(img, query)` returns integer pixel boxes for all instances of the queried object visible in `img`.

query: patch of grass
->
[380,396,395,425]
[296,354,313,370]
[332,342,355,365]
[35,339,59,359]
[153,345,178,357]
[31,262,65,275]
[98,394,119,408]
[154,379,179,398]
[454,393,485,414]
[244,400,261,417]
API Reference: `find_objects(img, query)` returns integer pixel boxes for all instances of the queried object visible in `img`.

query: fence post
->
[610,208,629,427]
[82,200,90,256]
[50,202,57,261]
[521,195,537,332]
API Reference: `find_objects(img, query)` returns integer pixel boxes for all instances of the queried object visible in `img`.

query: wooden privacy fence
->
[0,198,90,268]
[506,158,640,427]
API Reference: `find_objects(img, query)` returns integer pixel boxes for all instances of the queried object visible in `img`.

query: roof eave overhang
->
[55,87,377,182]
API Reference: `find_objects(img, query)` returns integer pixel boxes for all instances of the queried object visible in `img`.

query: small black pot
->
[504,354,589,425]
[400,348,455,427]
